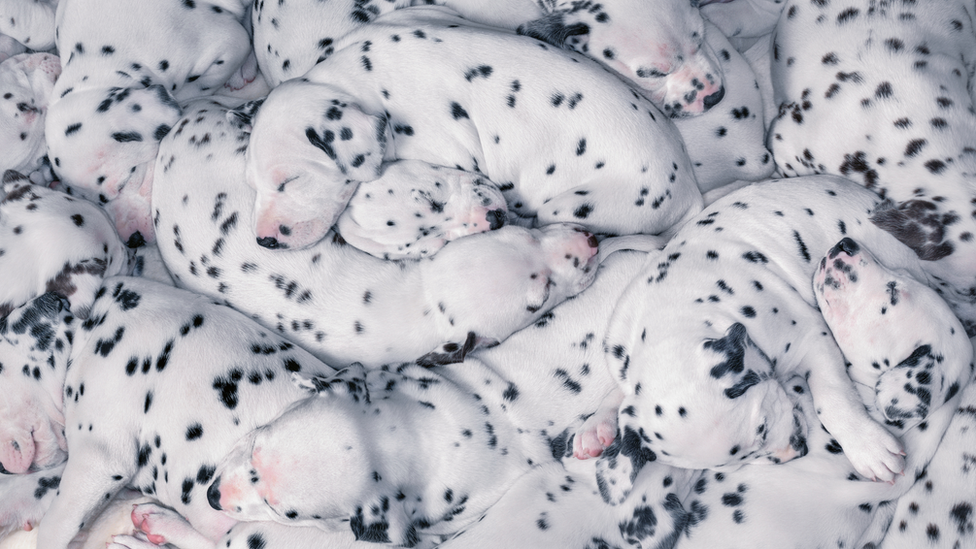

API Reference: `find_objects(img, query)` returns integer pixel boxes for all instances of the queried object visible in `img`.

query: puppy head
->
[336,160,508,260]
[208,365,420,544]
[0,53,61,173]
[45,84,181,200]
[814,237,973,422]
[597,321,807,502]
[246,80,387,250]
[519,0,725,117]
[0,293,71,474]
[420,223,600,347]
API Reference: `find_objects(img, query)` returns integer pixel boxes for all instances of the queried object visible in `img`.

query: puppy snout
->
[702,86,725,110]
[207,476,223,510]
[486,208,506,230]
[830,237,860,258]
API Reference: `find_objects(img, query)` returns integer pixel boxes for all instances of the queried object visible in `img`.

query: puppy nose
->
[486,209,506,230]
[831,237,860,257]
[207,476,223,510]
[256,236,284,249]
[702,87,725,110]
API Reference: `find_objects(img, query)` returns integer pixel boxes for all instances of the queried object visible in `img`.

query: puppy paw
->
[573,408,617,459]
[108,533,166,549]
[839,422,905,483]
[129,503,209,547]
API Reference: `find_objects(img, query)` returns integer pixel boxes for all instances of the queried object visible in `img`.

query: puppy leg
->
[800,329,905,482]
[574,388,623,459]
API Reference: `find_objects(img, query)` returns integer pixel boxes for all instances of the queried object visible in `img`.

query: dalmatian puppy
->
[206,361,553,546]
[155,98,602,369]
[582,175,965,508]
[335,159,508,260]
[815,237,974,429]
[518,0,726,118]
[247,7,701,251]
[8,277,353,549]
[679,264,974,549]
[0,53,60,181]
[44,0,261,246]
[0,171,128,319]
[0,0,58,54]
[767,0,976,333]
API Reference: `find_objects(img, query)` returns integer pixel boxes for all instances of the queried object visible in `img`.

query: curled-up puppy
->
[0,53,60,181]
[581,175,951,505]
[0,170,128,318]
[335,159,508,260]
[246,6,702,250]
[45,0,261,245]
[156,99,602,368]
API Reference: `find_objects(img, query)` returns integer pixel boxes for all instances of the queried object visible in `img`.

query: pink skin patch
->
[131,506,168,546]
[0,430,35,474]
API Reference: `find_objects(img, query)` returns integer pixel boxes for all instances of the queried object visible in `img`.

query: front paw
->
[838,422,905,483]
[573,408,617,459]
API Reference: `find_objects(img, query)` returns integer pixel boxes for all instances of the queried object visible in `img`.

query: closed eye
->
[636,67,667,78]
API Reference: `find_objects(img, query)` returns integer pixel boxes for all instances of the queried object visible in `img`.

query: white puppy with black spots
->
[767,0,976,333]
[44,0,263,247]
[0,53,60,181]
[246,6,702,250]
[0,170,128,320]
[580,176,960,506]
[0,0,58,57]
[155,98,602,369]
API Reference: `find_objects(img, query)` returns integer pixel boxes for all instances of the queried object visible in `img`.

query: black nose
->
[126,231,146,249]
[256,236,286,249]
[702,87,725,110]
[207,476,222,510]
[830,237,860,258]
[486,209,506,230]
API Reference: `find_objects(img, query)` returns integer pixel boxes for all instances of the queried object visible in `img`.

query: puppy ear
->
[291,363,369,403]
[417,332,499,367]
[516,12,590,46]
[225,99,265,132]
[247,81,387,249]
[870,199,954,261]
[1,292,66,339]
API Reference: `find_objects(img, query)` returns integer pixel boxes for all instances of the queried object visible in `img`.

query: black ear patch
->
[226,99,265,130]
[870,199,956,261]
[516,13,590,47]
[704,323,749,379]
[417,331,479,367]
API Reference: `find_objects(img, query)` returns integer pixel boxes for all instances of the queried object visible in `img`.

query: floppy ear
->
[225,98,265,132]
[46,85,182,198]
[416,332,499,367]
[516,12,590,47]
[870,199,954,261]
[291,363,368,403]
[246,81,387,249]
[703,323,773,399]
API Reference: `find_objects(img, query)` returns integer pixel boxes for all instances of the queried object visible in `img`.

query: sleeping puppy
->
[581,175,953,504]
[45,0,260,246]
